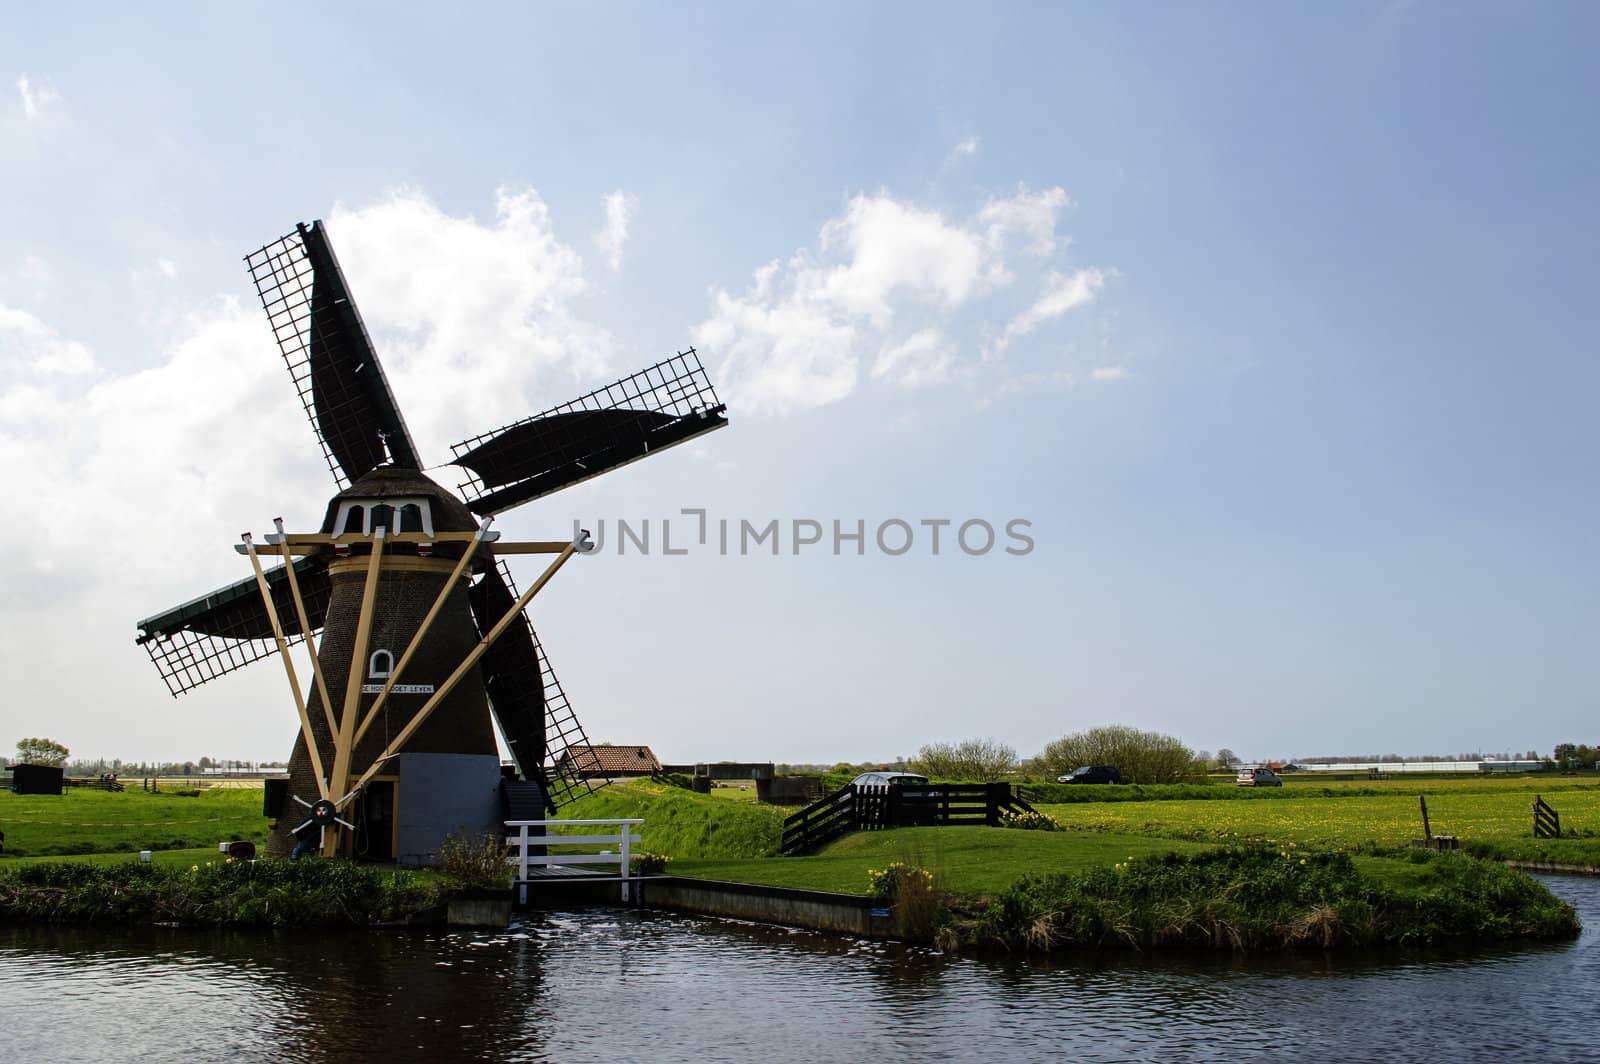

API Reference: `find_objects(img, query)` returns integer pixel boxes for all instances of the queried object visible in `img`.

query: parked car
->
[1057,765,1121,784]
[1236,767,1283,787]
[849,771,936,824]
[850,771,931,794]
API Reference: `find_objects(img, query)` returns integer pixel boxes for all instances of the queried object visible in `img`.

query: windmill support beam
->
[273,531,497,546]
[483,542,578,555]
[234,534,570,556]
[241,535,328,800]
[348,537,584,799]
[326,528,386,854]
[351,518,493,750]
[275,519,338,738]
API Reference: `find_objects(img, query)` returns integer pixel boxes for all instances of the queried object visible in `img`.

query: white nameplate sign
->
[360,684,436,694]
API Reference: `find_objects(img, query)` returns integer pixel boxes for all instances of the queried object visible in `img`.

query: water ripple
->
[0,876,1595,1062]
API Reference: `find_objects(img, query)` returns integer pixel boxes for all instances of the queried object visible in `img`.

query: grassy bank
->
[560,778,785,859]
[0,788,266,858]
[952,845,1580,953]
[677,825,1581,953]
[0,858,445,928]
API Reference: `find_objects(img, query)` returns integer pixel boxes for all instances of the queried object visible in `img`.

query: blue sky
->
[2,3,1595,765]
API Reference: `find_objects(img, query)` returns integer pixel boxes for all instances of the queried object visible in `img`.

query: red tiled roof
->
[558,744,661,776]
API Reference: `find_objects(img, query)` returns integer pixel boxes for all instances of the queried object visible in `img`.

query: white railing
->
[505,818,644,903]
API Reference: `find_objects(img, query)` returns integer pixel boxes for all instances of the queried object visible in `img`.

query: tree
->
[1037,725,1196,784]
[1553,743,1598,769]
[14,737,69,767]
[1215,748,1239,770]
[912,737,1017,780]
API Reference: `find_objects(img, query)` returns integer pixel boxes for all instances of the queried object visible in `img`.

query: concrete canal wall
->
[515,875,895,938]
[1505,860,1600,876]
[636,877,895,938]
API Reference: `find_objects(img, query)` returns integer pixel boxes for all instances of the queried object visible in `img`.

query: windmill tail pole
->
[1419,795,1432,841]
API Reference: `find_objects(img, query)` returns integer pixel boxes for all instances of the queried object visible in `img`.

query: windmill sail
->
[245,221,420,487]
[451,349,728,514]
[468,560,596,808]
[135,557,332,696]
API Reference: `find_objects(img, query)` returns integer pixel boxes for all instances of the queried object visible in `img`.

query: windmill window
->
[368,649,394,679]
[369,504,394,533]
[341,505,365,535]
[399,504,423,533]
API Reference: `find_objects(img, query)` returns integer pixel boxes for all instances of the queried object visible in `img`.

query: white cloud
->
[979,186,1072,258]
[325,186,611,452]
[945,137,979,165]
[0,305,93,378]
[1090,365,1128,382]
[596,191,638,273]
[696,186,1103,414]
[156,258,178,280]
[0,297,292,617]
[872,329,952,389]
[15,74,59,120]
[989,268,1106,358]
[696,279,858,413]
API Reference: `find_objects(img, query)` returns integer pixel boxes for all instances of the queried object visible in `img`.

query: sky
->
[1,3,1596,767]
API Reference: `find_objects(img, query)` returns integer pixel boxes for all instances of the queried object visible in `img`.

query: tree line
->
[903,731,1600,785]
[5,738,285,775]
[907,726,1202,785]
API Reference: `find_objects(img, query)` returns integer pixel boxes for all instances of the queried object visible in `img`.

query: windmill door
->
[355,777,399,860]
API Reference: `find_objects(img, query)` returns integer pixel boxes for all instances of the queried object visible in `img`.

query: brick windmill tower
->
[134,220,727,861]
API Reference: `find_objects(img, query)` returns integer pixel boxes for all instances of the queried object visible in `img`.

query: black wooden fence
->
[1534,794,1561,839]
[780,782,1036,856]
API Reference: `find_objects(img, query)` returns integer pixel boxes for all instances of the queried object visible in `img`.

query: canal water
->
[2,876,1596,1063]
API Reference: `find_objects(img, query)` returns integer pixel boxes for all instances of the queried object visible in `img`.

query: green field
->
[1034,777,1600,864]
[0,787,267,858]
[569,776,1600,895]
[8,774,1596,896]
[676,827,1207,894]
[1016,773,1600,805]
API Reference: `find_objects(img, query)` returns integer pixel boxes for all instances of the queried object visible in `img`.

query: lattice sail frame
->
[140,623,306,699]
[480,559,598,809]
[244,225,418,488]
[450,348,726,513]
[136,559,330,697]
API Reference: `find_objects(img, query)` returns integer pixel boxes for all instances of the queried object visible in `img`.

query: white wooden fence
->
[505,818,644,903]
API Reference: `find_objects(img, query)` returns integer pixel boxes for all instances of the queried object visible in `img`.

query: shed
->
[12,764,64,795]
[555,744,662,779]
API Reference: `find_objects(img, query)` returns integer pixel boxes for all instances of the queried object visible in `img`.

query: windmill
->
[133,220,727,861]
